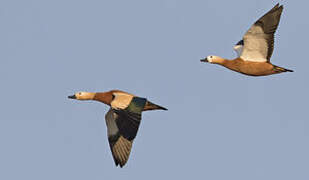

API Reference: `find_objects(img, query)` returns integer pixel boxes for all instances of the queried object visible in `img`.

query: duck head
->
[200,55,225,64]
[68,92,96,100]
[68,91,116,106]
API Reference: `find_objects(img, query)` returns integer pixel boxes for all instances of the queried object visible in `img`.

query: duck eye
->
[210,56,213,58]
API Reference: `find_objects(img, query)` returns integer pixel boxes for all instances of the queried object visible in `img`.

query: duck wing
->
[105,97,147,167]
[240,4,283,62]
[233,40,244,57]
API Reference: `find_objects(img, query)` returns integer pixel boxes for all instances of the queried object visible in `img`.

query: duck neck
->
[220,58,241,72]
[93,92,113,105]
[212,58,229,66]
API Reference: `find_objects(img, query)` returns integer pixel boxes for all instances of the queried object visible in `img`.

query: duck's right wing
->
[240,4,283,62]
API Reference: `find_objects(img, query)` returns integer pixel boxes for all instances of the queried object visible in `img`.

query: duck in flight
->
[68,90,167,167]
[201,3,293,76]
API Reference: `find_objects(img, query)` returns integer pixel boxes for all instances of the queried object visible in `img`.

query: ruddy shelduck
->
[68,90,167,167]
[201,3,293,76]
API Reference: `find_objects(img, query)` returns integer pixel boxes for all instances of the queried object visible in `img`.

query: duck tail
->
[274,66,294,73]
[143,101,168,111]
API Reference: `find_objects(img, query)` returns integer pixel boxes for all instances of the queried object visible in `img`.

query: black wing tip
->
[115,163,125,168]
[274,3,282,7]
[236,40,244,46]
[273,3,283,11]
[266,3,283,14]
[114,158,126,168]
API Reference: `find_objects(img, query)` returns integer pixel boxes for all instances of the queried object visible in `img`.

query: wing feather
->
[104,97,147,167]
[240,4,283,62]
[233,40,244,57]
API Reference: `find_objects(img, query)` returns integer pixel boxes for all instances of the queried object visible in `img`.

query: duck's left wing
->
[105,97,147,167]
[240,4,283,62]
[233,40,244,57]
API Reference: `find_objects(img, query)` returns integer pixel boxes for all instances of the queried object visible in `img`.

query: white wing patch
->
[105,108,119,136]
[240,25,268,62]
[233,44,243,57]
[111,92,134,109]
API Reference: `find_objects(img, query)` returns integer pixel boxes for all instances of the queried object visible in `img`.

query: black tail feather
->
[284,68,293,72]
[274,66,293,73]
[144,101,168,111]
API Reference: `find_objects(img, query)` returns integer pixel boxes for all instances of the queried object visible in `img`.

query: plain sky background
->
[0,0,308,179]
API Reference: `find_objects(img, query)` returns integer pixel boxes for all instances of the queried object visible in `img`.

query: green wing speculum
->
[113,97,147,141]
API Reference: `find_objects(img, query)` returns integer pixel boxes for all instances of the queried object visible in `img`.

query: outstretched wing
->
[105,97,147,167]
[240,4,283,62]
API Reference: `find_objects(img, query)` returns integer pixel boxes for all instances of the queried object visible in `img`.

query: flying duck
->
[201,3,293,76]
[68,90,167,167]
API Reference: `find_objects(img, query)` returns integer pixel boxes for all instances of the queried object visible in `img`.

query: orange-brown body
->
[203,57,292,76]
[222,58,284,76]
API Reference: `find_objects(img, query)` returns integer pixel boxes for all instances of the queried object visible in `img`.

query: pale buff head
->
[68,92,95,100]
[200,55,225,64]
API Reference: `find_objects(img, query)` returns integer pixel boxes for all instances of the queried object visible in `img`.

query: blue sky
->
[0,0,308,179]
